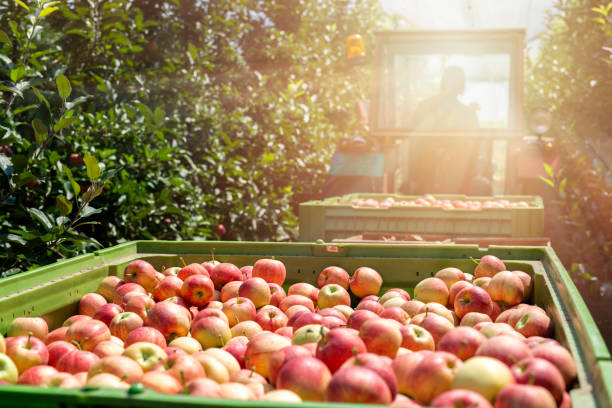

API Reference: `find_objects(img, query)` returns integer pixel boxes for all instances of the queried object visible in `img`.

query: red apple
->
[438,327,487,361]
[414,277,449,305]
[380,307,410,324]
[411,312,455,346]
[513,270,533,300]
[145,301,191,342]
[340,352,397,399]
[476,335,533,367]
[48,341,78,367]
[97,275,124,302]
[220,280,242,302]
[494,384,557,408]
[177,263,209,281]
[277,356,331,401]
[316,327,366,373]
[86,373,128,389]
[454,286,493,319]
[451,356,514,401]
[255,306,288,332]
[347,309,379,331]
[487,271,524,307]
[239,265,253,280]
[154,353,205,384]
[318,308,348,322]
[88,355,143,384]
[123,260,158,292]
[326,365,392,404]
[349,267,383,298]
[402,300,426,317]
[191,316,232,349]
[400,324,435,351]
[123,293,155,321]
[512,309,552,337]
[318,266,350,289]
[124,326,167,348]
[7,317,48,342]
[275,326,294,339]
[109,312,144,341]
[356,299,384,314]
[423,302,455,324]
[392,394,422,407]
[93,303,123,327]
[65,319,110,351]
[435,267,466,289]
[161,266,180,277]
[392,350,434,396]
[408,351,463,404]
[473,277,491,291]
[222,297,256,327]
[56,350,99,374]
[78,293,108,317]
[141,371,182,394]
[17,365,57,386]
[359,317,402,358]
[244,332,291,378]
[185,377,221,397]
[92,340,124,358]
[193,308,229,325]
[430,389,493,408]
[279,294,315,313]
[46,327,69,344]
[474,255,506,278]
[288,282,319,304]
[449,281,473,307]
[153,275,183,301]
[511,357,565,403]
[252,258,286,286]
[460,312,492,327]
[47,371,81,388]
[269,283,286,307]
[113,282,146,305]
[230,321,262,339]
[239,277,271,308]
[268,345,312,385]
[531,344,577,387]
[223,336,248,368]
[217,382,255,400]
[181,274,215,307]
[212,262,244,290]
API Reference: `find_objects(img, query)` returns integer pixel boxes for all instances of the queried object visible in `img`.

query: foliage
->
[1,0,386,273]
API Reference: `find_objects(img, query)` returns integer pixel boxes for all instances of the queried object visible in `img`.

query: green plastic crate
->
[299,193,544,242]
[0,241,608,408]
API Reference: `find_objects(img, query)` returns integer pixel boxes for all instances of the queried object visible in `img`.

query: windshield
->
[374,33,520,133]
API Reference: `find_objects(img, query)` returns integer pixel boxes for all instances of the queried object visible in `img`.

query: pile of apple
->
[0,254,577,408]
[352,195,533,210]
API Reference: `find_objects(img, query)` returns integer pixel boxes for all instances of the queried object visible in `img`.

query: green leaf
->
[56,195,72,216]
[13,104,38,115]
[61,164,80,196]
[559,178,567,194]
[83,152,100,180]
[15,172,37,186]
[27,208,53,231]
[65,96,89,110]
[3,233,26,245]
[80,205,101,218]
[0,154,13,176]
[12,155,27,172]
[10,66,26,82]
[13,0,29,11]
[32,87,50,110]
[538,176,554,188]
[54,116,77,132]
[543,163,554,178]
[135,102,153,123]
[32,118,48,144]
[0,29,10,44]
[40,6,58,18]
[56,74,71,99]
[154,106,164,124]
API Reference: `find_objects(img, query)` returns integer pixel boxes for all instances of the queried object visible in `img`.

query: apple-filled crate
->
[0,241,609,408]
[298,193,545,242]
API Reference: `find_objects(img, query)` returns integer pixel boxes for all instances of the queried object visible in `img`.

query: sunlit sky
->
[380,0,555,45]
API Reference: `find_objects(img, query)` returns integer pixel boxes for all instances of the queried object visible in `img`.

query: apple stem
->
[211,248,215,263]
[179,257,187,267]
[469,256,480,265]
[217,334,226,347]
[70,339,82,350]
[26,332,32,348]
[528,372,536,385]
[180,370,186,385]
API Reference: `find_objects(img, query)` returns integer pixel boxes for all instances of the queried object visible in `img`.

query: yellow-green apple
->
[359,318,402,358]
[230,320,262,339]
[124,326,166,348]
[292,324,328,345]
[181,274,215,307]
[511,358,565,403]
[411,312,455,346]
[316,327,366,373]
[401,300,426,317]
[202,347,240,375]
[244,332,291,378]
[141,370,182,394]
[476,335,532,367]
[93,303,123,327]
[86,373,129,389]
[495,384,557,408]
[438,327,487,361]
[7,317,48,342]
[269,283,286,307]
[382,296,409,309]
[349,267,383,298]
[380,306,410,324]
[317,284,350,309]
[262,389,303,402]
[449,281,473,307]
[326,365,392,404]
[193,351,229,383]
[474,255,506,278]
[0,333,5,354]
[168,336,202,354]
[185,377,221,397]
[318,266,350,289]
[487,271,524,307]
[513,270,532,300]
[56,350,99,374]
[531,345,576,387]
[220,280,242,302]
[65,319,110,352]
[277,356,331,401]
[408,351,462,404]
[17,364,57,385]
[223,336,248,368]
[460,312,492,327]
[332,305,353,320]
[212,263,243,290]
[123,293,155,321]
[473,277,491,292]
[356,299,384,314]
[512,310,552,337]
[268,345,312,385]
[194,308,229,325]
[288,282,319,304]
[153,275,183,301]
[275,326,293,339]
[252,258,286,286]
[97,276,124,302]
[92,340,124,358]
[113,282,146,305]
[222,297,256,327]
[190,316,231,349]
[162,266,181,277]
[46,327,69,344]
[78,293,107,317]
[454,286,493,319]
[452,356,514,401]
[48,341,78,367]
[255,305,288,332]
[87,355,143,383]
[279,295,315,313]
[123,341,167,371]
[340,352,397,399]
[430,389,493,408]
[387,288,411,301]
[0,353,19,383]
[145,301,191,342]
[414,277,449,305]
[153,353,205,384]
[435,267,466,289]
[177,263,209,281]
[217,382,256,400]
[239,277,271,308]
[347,309,379,330]
[400,324,435,351]
[123,259,158,292]
[109,312,143,341]
[379,291,404,305]
[392,350,434,396]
